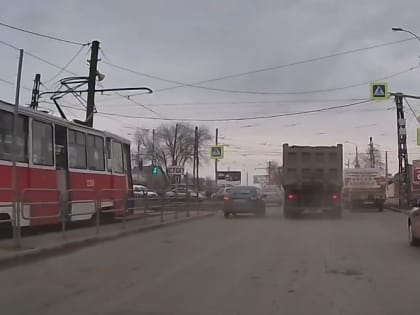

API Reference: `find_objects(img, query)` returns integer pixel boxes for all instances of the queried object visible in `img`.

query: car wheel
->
[408,221,420,246]
[378,204,384,212]
[224,212,230,219]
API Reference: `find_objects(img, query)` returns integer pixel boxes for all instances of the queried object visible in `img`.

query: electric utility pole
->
[86,40,100,127]
[394,93,410,206]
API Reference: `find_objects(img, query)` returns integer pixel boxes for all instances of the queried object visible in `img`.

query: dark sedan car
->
[223,186,266,218]
[408,200,420,246]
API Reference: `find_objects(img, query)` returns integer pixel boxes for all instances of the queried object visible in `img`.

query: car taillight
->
[332,194,339,201]
[223,196,231,202]
[288,194,297,200]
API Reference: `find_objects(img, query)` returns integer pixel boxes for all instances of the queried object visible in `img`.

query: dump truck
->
[282,144,343,218]
[342,168,386,211]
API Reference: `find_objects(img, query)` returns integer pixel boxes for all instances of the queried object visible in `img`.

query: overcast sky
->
[1,0,420,178]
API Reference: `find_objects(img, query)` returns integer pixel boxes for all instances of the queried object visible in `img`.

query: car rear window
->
[229,186,257,198]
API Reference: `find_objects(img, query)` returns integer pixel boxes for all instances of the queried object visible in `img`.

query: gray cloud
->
[1,0,420,176]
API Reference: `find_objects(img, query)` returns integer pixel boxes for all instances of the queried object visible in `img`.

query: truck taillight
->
[288,194,297,200]
[332,194,339,201]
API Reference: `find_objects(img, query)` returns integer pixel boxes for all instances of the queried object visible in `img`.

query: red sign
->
[414,169,420,182]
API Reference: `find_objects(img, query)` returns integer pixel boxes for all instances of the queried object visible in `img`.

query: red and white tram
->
[0,99,133,230]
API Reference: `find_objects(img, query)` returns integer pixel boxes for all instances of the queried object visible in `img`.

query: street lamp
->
[392,27,420,42]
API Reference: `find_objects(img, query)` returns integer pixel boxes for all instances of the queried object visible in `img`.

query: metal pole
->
[30,73,41,110]
[12,49,23,248]
[215,128,218,187]
[193,127,197,192]
[395,93,410,206]
[385,151,389,193]
[355,146,360,168]
[152,128,155,164]
[86,40,100,127]
[196,135,200,197]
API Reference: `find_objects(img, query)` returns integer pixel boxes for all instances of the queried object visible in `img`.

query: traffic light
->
[152,166,159,175]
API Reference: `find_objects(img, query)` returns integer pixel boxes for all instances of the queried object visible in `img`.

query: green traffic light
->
[152,166,159,175]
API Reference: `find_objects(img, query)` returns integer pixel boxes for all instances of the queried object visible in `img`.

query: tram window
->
[68,130,86,169]
[32,120,53,166]
[0,111,28,162]
[106,138,112,172]
[87,134,105,171]
[112,141,124,174]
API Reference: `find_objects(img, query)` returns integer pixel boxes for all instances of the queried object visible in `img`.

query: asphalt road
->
[0,207,419,315]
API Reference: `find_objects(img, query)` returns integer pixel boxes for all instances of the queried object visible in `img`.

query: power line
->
[99,97,368,107]
[0,21,88,46]
[404,98,420,124]
[0,39,80,76]
[97,48,163,118]
[0,77,14,86]
[0,39,161,119]
[104,60,418,96]
[44,45,88,84]
[102,37,415,97]
[93,99,372,122]
[0,76,33,92]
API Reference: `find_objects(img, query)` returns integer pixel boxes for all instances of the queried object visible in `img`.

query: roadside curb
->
[0,212,215,270]
[385,206,409,215]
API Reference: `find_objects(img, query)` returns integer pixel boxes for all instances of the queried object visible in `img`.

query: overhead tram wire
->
[0,39,81,77]
[58,99,372,122]
[44,45,89,84]
[100,37,415,98]
[97,48,164,118]
[103,61,419,96]
[404,98,420,123]
[0,21,88,46]
[0,40,162,118]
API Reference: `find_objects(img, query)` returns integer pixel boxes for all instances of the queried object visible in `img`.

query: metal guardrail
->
[0,187,221,248]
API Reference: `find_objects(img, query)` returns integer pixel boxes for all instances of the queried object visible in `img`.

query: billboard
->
[217,171,241,186]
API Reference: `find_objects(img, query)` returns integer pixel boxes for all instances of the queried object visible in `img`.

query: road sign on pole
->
[370,82,389,100]
[210,145,224,159]
[168,166,184,176]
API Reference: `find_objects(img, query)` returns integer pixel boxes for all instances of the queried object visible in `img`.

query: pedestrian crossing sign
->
[370,82,389,100]
[210,145,224,159]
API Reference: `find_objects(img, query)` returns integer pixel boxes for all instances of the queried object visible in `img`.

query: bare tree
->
[133,123,212,178]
